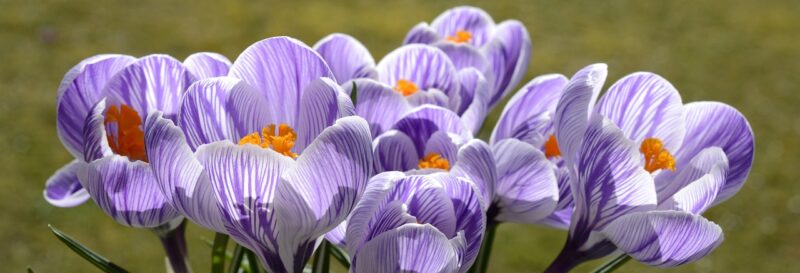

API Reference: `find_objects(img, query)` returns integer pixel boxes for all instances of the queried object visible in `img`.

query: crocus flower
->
[544,63,753,271]
[344,171,485,273]
[403,5,532,110]
[145,36,373,273]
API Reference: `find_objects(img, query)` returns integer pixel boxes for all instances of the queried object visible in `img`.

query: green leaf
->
[311,241,330,273]
[590,254,632,273]
[329,244,350,268]
[27,267,34,273]
[48,224,130,273]
[349,81,358,105]
[212,233,230,273]
[228,245,246,273]
[243,248,261,273]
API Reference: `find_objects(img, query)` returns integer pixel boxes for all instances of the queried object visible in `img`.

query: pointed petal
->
[553,63,608,165]
[377,44,459,97]
[183,52,231,80]
[484,20,532,107]
[77,155,180,228]
[178,77,271,149]
[451,139,496,204]
[353,224,459,273]
[403,22,441,45]
[392,105,472,156]
[457,68,490,134]
[44,160,90,207]
[431,6,496,47]
[104,54,197,120]
[601,211,724,268]
[229,36,334,125]
[373,130,419,172]
[658,148,728,214]
[491,74,568,144]
[596,72,686,151]
[57,55,135,158]
[145,112,227,232]
[313,33,377,82]
[350,79,412,137]
[492,138,559,224]
[433,173,486,272]
[295,78,349,152]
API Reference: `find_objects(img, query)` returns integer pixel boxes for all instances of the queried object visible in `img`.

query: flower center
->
[544,134,561,159]
[446,30,472,43]
[640,138,676,173]
[238,124,298,158]
[104,104,147,162]
[394,79,419,97]
[418,152,450,170]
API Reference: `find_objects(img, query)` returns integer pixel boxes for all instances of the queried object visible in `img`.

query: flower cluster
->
[44,6,754,273]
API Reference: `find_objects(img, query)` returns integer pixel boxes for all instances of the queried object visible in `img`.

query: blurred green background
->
[1,0,797,272]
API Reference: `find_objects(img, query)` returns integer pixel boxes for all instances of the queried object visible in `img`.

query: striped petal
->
[406,89,450,108]
[349,79,412,137]
[483,20,532,107]
[451,140,496,204]
[492,138,559,224]
[183,52,231,80]
[353,224,459,273]
[325,221,348,248]
[377,44,459,97]
[392,105,472,157]
[424,131,460,164]
[229,36,334,126]
[431,6,496,47]
[553,64,607,165]
[403,22,441,45]
[313,33,377,82]
[457,68,490,134]
[435,43,491,80]
[83,100,113,162]
[295,77,350,152]
[433,173,486,272]
[44,160,90,207]
[373,130,419,172]
[658,148,728,214]
[491,74,568,144]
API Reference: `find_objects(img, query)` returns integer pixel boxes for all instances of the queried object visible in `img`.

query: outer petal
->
[313,33,377,82]
[431,6,496,47]
[406,89,451,108]
[295,78,349,152]
[228,36,335,126]
[349,79,412,137]
[178,77,271,150]
[56,54,135,157]
[145,112,227,232]
[104,54,197,120]
[435,43,491,79]
[483,20,532,107]
[83,100,113,162]
[596,72,686,151]
[325,221,348,248]
[457,68,490,134]
[377,44,459,97]
[373,130,419,172]
[392,105,472,156]
[44,160,90,207]
[601,211,724,268]
[491,74,568,144]
[553,63,607,165]
[433,173,486,272]
[451,140,496,204]
[353,224,459,273]
[403,22,442,45]
[492,139,559,224]
[183,52,231,80]
[77,155,181,228]
[657,147,729,214]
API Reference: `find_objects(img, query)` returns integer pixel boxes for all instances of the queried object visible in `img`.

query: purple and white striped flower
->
[403,5,532,109]
[144,36,373,273]
[344,172,485,273]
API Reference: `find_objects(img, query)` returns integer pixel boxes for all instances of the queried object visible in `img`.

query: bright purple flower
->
[403,6,532,109]
[144,37,373,273]
[344,172,485,273]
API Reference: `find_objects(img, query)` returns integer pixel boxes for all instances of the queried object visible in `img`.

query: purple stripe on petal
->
[457,68,490,134]
[295,78,347,152]
[492,138,559,224]
[403,22,441,45]
[352,224,459,273]
[229,36,335,126]
[350,79,412,137]
[183,52,231,80]
[553,63,607,165]
[392,105,472,157]
[484,20,532,107]
[657,147,728,214]
[313,33,377,83]
[44,160,90,207]
[601,211,723,268]
[433,173,486,272]
[424,131,459,164]
[345,171,408,254]
[376,44,459,97]
[373,130,418,172]
[451,139,496,204]
[83,100,113,162]
[491,74,568,144]
[431,6,496,47]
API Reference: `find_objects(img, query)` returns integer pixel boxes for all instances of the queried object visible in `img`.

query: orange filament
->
[394,79,419,97]
[640,138,676,173]
[238,124,298,158]
[104,105,147,162]
[446,30,472,43]
[418,153,450,170]
[544,134,561,159]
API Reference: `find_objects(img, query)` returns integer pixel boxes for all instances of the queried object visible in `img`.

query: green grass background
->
[1,0,797,272]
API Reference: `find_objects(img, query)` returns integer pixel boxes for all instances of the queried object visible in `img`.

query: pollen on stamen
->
[640,138,676,173]
[418,152,450,170]
[446,30,472,43]
[394,79,419,97]
[544,134,561,159]
[238,123,298,158]
[104,104,147,162]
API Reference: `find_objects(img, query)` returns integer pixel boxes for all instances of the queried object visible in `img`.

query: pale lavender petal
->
[325,221,348,248]
[596,72,686,151]
[373,130,419,172]
[349,79,412,137]
[376,44,459,97]
[433,173,486,272]
[601,211,724,268]
[424,131,459,164]
[431,6,495,47]
[345,171,408,254]
[553,64,607,165]
[104,54,197,120]
[295,78,349,152]
[178,77,270,150]
[457,68,490,134]
[83,100,113,162]
[435,42,491,78]
[44,160,90,207]
[352,224,459,273]
[77,155,181,228]
[183,52,231,80]
[336,89,356,118]
[228,36,334,126]
[313,33,377,82]
[483,20,532,107]
[491,74,568,144]
[406,89,451,108]
[392,105,472,156]
[657,147,728,214]
[492,138,559,224]
[144,112,227,232]
[504,112,552,147]
[451,140,496,204]
[403,22,441,45]
[56,55,135,158]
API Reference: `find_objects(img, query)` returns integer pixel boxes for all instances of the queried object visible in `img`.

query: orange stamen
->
[238,123,298,158]
[394,79,419,97]
[418,153,450,170]
[446,30,472,43]
[544,134,561,159]
[104,105,147,162]
[640,138,676,173]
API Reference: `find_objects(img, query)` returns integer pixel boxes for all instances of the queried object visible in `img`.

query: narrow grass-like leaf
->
[329,244,350,268]
[49,224,129,273]
[228,244,246,273]
[312,241,330,273]
[212,233,230,273]
[590,254,632,273]
[243,248,261,273]
[350,81,358,105]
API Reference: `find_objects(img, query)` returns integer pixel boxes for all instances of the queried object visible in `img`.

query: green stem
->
[227,245,245,273]
[211,233,230,273]
[243,248,261,273]
[470,221,499,273]
[329,243,351,268]
[311,241,331,273]
[589,254,631,273]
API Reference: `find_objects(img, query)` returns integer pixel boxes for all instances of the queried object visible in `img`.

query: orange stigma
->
[104,104,147,162]
[446,30,472,43]
[238,124,298,158]
[544,134,561,159]
[640,138,676,173]
[418,152,450,170]
[394,79,419,97]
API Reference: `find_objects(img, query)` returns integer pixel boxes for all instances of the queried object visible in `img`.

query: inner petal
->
[640,137,676,173]
[394,79,420,97]
[238,123,298,158]
[446,30,472,44]
[104,104,147,162]
[418,152,450,170]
